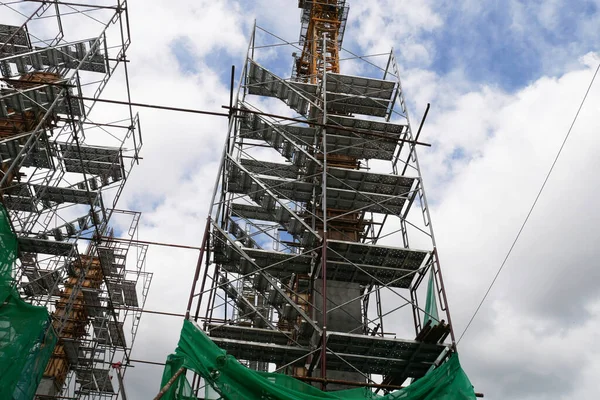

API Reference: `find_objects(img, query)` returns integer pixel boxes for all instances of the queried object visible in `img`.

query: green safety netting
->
[0,205,57,400]
[424,270,440,326]
[159,319,476,400]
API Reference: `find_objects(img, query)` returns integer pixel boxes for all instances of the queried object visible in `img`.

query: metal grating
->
[0,86,82,118]
[326,332,447,379]
[59,142,121,164]
[0,139,52,169]
[326,72,395,99]
[241,158,299,179]
[222,110,403,161]
[63,158,123,181]
[0,24,30,48]
[82,288,103,318]
[207,323,291,346]
[122,280,138,307]
[326,91,390,117]
[107,282,124,306]
[63,338,81,366]
[17,237,75,256]
[108,320,126,348]
[217,241,428,288]
[92,320,110,344]
[32,184,98,205]
[93,368,114,393]
[247,61,317,115]
[211,337,309,366]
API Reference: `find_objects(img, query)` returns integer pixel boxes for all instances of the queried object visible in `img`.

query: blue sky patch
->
[171,36,198,74]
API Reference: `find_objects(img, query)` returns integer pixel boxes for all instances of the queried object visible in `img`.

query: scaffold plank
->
[108,320,126,348]
[17,237,75,256]
[32,184,98,205]
[59,142,121,164]
[241,158,299,179]
[217,239,428,288]
[326,72,395,100]
[82,288,103,318]
[63,158,123,180]
[211,337,309,366]
[326,92,390,117]
[247,61,317,115]
[93,368,114,393]
[207,323,291,346]
[122,280,139,307]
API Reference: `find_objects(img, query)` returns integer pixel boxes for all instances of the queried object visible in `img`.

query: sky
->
[3,1,600,399]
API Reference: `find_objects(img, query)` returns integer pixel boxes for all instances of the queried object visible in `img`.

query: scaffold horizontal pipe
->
[24,0,122,10]
[129,359,166,366]
[293,376,483,397]
[79,236,203,250]
[76,96,230,117]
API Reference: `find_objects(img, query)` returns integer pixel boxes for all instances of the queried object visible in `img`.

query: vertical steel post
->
[319,32,328,386]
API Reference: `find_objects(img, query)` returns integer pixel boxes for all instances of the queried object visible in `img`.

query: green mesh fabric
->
[0,205,57,400]
[424,270,440,325]
[159,319,476,400]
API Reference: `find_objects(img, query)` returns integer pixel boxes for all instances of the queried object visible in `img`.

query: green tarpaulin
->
[0,205,57,400]
[160,319,476,400]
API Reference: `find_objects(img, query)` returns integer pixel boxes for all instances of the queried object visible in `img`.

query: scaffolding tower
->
[0,2,152,399]
[187,0,456,395]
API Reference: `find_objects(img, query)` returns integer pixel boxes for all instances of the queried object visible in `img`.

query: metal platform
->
[326,73,395,100]
[326,92,390,117]
[230,203,308,238]
[327,114,405,135]
[77,368,114,393]
[238,110,403,161]
[231,203,287,223]
[207,323,292,346]
[94,368,114,393]
[247,61,317,115]
[0,24,30,50]
[3,184,36,212]
[122,280,139,307]
[22,267,59,296]
[218,246,312,277]
[61,143,124,181]
[211,337,309,366]
[324,186,407,215]
[63,338,83,366]
[217,240,429,288]
[17,237,75,256]
[32,184,98,205]
[82,288,103,317]
[0,85,82,117]
[2,40,107,77]
[59,143,122,165]
[209,330,447,380]
[241,158,299,179]
[242,161,415,198]
[63,158,123,181]
[108,320,126,348]
[0,138,52,169]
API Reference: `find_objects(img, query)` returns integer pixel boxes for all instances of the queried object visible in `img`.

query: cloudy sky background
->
[120,1,600,399]
[4,0,599,399]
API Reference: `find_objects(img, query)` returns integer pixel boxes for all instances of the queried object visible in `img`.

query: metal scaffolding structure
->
[186,1,456,396]
[0,2,152,399]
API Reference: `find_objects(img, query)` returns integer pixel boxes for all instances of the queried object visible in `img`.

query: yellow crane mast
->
[294,0,348,83]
